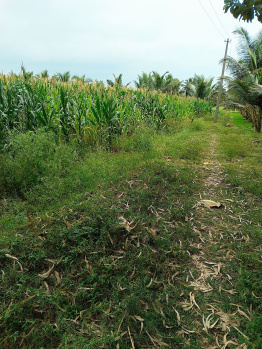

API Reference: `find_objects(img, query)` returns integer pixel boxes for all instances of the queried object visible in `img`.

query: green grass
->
[232,111,253,129]
[216,113,262,197]
[0,121,203,348]
[0,111,261,348]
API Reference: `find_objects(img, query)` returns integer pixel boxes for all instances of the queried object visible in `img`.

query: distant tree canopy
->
[134,72,181,94]
[182,75,218,101]
[224,0,262,23]
[107,74,130,87]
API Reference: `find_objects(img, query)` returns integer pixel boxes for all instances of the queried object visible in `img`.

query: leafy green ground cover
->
[232,112,253,130]
[0,111,261,348]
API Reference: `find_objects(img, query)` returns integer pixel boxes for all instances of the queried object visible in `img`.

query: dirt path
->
[182,134,251,349]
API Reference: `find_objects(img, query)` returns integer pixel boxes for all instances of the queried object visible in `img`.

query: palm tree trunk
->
[256,108,262,133]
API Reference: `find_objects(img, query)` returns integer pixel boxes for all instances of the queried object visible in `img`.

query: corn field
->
[0,74,213,146]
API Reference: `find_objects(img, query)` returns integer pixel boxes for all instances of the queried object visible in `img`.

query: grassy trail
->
[0,112,261,348]
[179,130,262,348]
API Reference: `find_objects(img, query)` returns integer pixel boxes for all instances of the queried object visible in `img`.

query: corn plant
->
[0,73,213,147]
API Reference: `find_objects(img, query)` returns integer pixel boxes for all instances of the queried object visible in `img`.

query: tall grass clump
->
[0,129,78,195]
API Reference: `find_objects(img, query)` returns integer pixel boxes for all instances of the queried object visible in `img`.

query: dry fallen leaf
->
[182,292,200,311]
[44,281,49,292]
[118,216,137,232]
[202,313,219,333]
[146,331,170,348]
[20,295,36,305]
[38,263,55,278]
[163,319,175,328]
[146,278,153,288]
[217,311,241,332]
[237,308,251,321]
[127,326,135,349]
[5,254,23,272]
[54,271,62,284]
[174,309,181,325]
[115,331,127,341]
[199,200,222,208]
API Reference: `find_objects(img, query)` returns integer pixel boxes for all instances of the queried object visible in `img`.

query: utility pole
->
[214,38,230,123]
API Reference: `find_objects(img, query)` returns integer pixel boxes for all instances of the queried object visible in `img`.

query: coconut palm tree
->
[40,70,49,78]
[134,71,181,94]
[35,70,49,79]
[134,72,154,90]
[224,27,262,132]
[163,73,181,94]
[72,75,92,83]
[182,78,194,97]
[151,71,169,91]
[181,75,217,100]
[232,28,262,81]
[55,71,71,82]
[107,74,130,87]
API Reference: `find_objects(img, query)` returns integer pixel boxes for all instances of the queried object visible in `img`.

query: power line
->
[198,0,225,40]
[208,0,230,38]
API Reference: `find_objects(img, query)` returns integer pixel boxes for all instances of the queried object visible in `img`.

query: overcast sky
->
[0,0,261,84]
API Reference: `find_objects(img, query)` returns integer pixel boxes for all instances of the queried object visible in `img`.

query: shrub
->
[0,129,78,194]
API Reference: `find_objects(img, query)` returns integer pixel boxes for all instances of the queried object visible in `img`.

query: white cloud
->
[0,0,261,81]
